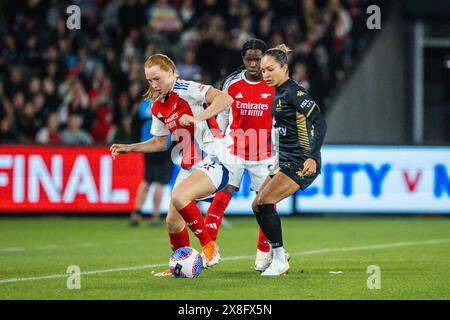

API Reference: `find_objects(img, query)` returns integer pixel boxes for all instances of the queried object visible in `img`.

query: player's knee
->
[256,191,271,206]
[252,199,259,213]
[171,189,189,210]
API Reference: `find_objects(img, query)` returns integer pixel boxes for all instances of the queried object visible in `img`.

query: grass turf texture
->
[0,216,449,300]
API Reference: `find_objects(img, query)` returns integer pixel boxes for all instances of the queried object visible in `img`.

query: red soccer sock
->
[178,201,212,247]
[204,190,233,241]
[257,227,271,252]
[168,225,190,251]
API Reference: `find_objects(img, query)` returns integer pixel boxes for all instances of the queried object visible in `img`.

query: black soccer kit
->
[271,78,327,189]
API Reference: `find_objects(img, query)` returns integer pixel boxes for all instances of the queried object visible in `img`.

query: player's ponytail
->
[264,44,291,71]
[143,53,177,100]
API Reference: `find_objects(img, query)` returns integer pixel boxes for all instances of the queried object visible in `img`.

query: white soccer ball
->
[169,247,203,278]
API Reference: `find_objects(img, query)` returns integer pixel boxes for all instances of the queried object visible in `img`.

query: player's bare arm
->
[110,135,169,159]
[179,88,233,126]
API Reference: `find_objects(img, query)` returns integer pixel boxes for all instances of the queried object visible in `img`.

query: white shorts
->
[173,156,232,201]
[227,156,276,192]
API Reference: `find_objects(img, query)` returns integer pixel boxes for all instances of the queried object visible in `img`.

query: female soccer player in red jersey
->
[110,54,235,275]
[203,39,289,273]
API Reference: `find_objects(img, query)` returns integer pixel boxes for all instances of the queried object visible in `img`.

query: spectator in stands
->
[177,49,202,81]
[0,117,16,144]
[0,35,18,70]
[28,77,41,97]
[12,92,26,115]
[42,77,61,113]
[179,0,196,27]
[5,67,25,100]
[15,101,38,143]
[36,112,62,144]
[32,93,47,128]
[58,77,90,124]
[347,0,366,59]
[302,0,322,33]
[112,113,133,144]
[255,13,273,43]
[61,112,94,145]
[292,62,311,90]
[114,92,131,125]
[88,67,113,109]
[90,106,117,144]
[147,0,182,33]
[118,0,147,36]
[0,0,378,145]
[326,0,353,82]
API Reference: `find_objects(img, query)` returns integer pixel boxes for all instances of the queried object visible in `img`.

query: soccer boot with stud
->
[261,259,290,276]
[202,241,221,268]
[255,249,291,272]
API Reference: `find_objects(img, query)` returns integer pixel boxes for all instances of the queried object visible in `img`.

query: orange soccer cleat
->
[201,241,221,268]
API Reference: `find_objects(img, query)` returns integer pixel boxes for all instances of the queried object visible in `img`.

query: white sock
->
[272,246,287,263]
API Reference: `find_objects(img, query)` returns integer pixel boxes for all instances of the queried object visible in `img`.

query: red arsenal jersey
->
[217,70,275,161]
[150,79,224,169]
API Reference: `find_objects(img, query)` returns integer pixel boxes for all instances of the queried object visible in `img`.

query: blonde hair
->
[274,44,292,54]
[143,53,177,100]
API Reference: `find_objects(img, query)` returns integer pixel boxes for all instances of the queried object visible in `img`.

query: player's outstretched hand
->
[179,114,197,127]
[110,144,132,160]
[302,158,317,176]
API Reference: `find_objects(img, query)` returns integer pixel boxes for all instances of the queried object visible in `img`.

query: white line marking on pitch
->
[0,240,146,253]
[0,247,25,253]
[0,238,449,284]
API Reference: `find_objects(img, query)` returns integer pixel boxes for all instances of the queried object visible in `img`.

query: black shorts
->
[271,161,319,191]
[144,152,174,185]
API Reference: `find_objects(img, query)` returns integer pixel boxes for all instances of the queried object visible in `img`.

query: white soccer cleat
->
[261,260,290,276]
[254,250,272,272]
[255,249,291,272]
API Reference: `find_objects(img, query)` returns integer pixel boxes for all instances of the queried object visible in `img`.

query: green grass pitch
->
[0,216,449,300]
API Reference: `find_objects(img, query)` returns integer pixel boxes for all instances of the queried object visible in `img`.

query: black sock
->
[256,204,283,249]
[253,209,263,231]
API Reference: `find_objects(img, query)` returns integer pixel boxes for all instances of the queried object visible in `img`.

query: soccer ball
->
[169,247,203,278]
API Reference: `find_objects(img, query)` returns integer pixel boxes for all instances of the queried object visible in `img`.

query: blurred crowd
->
[0,0,379,145]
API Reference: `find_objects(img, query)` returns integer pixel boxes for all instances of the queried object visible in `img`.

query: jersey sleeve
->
[216,78,233,132]
[289,86,320,118]
[216,106,231,132]
[186,80,212,105]
[150,115,169,136]
[308,107,327,164]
